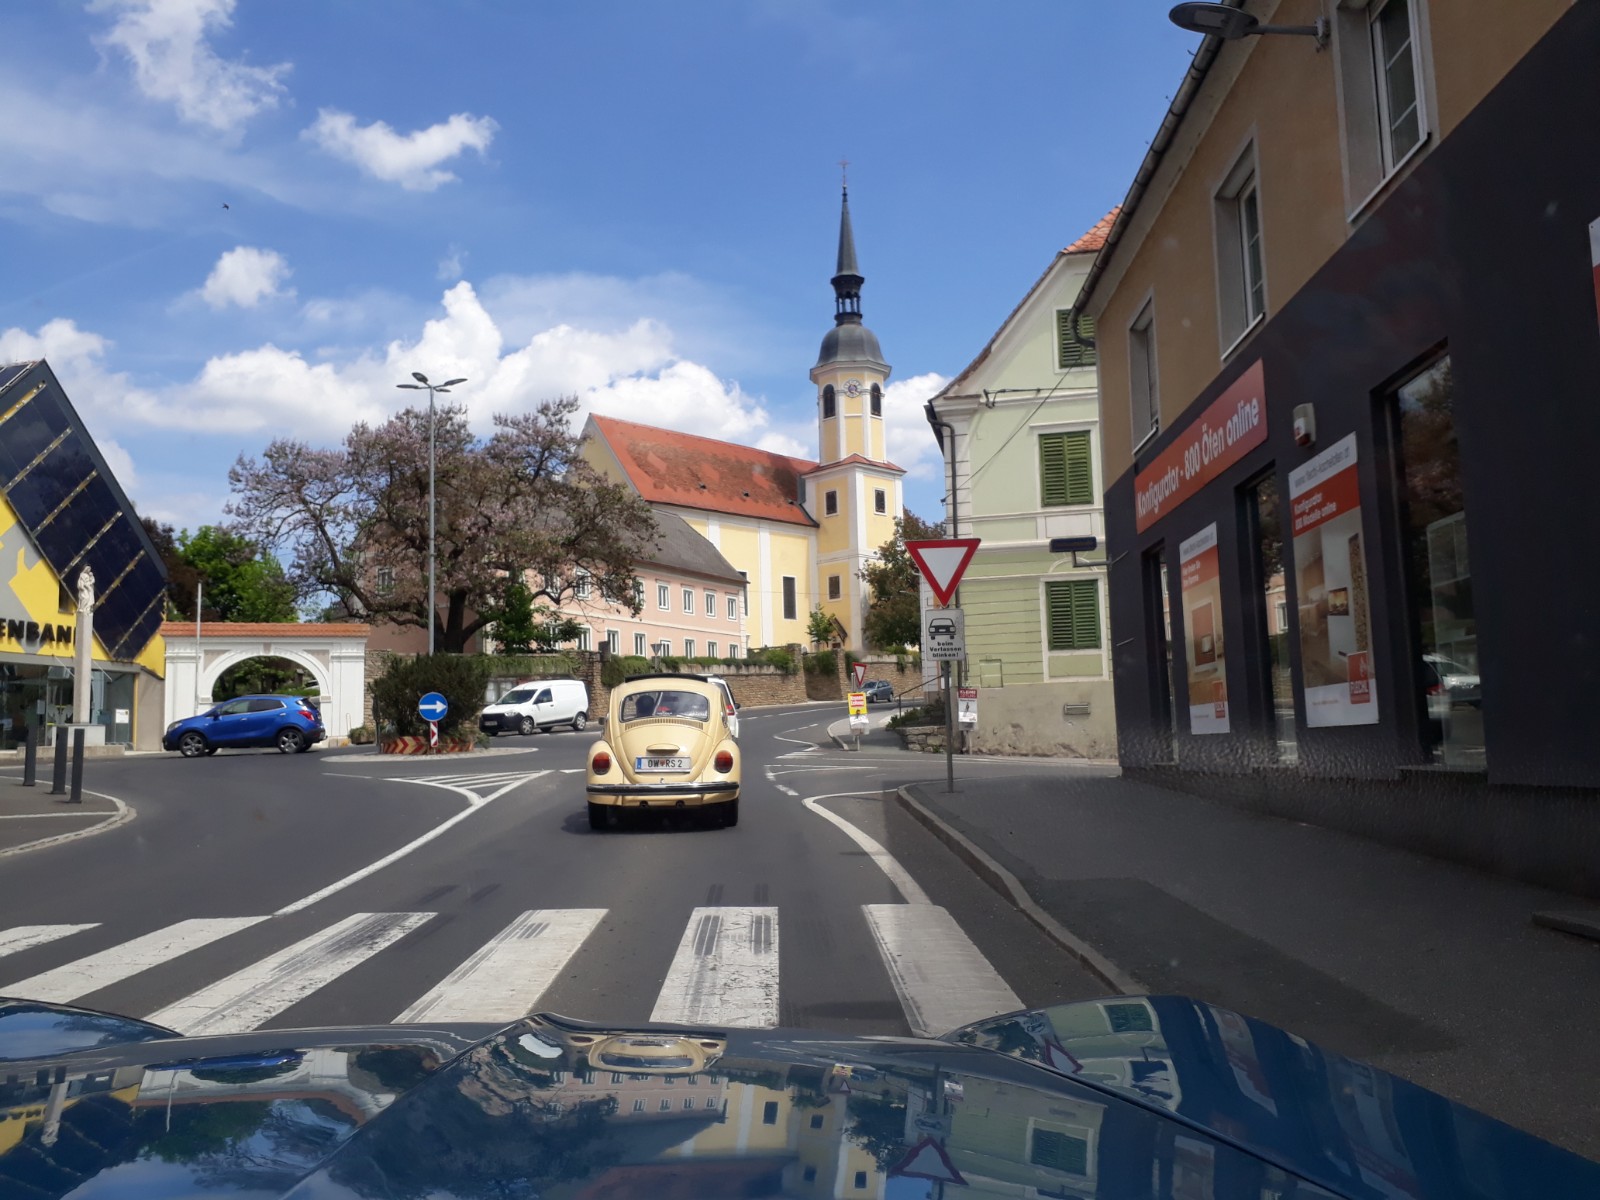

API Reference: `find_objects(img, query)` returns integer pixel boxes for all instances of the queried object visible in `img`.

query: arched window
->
[870,384,882,417]
[822,385,836,419]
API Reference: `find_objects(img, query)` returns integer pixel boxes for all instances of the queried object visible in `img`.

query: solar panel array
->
[0,360,167,660]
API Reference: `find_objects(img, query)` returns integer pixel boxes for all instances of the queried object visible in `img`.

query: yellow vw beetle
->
[586,674,741,830]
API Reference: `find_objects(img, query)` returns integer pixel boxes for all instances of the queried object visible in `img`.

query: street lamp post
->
[397,371,467,655]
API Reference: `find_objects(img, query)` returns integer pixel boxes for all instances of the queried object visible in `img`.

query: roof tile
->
[1064,206,1121,255]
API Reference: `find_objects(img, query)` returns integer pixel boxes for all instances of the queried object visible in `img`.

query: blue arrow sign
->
[417,691,449,720]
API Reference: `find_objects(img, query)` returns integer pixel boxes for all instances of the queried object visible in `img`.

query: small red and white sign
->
[428,720,439,748]
[889,1136,967,1185]
[906,538,980,606]
[852,661,868,688]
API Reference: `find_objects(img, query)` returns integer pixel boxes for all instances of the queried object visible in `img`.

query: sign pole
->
[943,660,955,793]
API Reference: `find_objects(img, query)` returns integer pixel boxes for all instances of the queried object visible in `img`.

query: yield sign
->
[906,538,980,606]
[890,1136,967,1185]
[852,662,868,688]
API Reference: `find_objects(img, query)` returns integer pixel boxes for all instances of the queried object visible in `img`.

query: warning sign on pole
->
[958,686,977,727]
[890,1137,967,1185]
[852,661,868,688]
[905,538,981,606]
[428,720,439,748]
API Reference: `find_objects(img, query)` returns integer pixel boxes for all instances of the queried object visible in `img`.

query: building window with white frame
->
[576,627,592,651]
[658,583,670,610]
[575,572,592,601]
[1129,300,1159,448]
[634,632,647,656]
[606,629,619,654]
[824,489,838,516]
[1335,0,1429,207]
[656,639,671,656]
[707,640,717,657]
[684,638,696,658]
[726,594,737,620]
[827,574,842,600]
[704,589,715,615]
[1213,145,1265,349]
[375,566,394,595]
[633,577,644,608]
[728,643,741,659]
[873,488,887,514]
[682,587,694,613]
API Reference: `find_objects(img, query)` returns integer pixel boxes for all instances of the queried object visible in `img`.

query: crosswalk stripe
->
[396,909,607,1023]
[147,912,434,1035]
[650,907,779,1029]
[3,917,268,1004]
[0,924,99,961]
[863,904,1023,1038]
[410,772,538,786]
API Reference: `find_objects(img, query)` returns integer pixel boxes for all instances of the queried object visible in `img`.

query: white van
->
[479,679,591,736]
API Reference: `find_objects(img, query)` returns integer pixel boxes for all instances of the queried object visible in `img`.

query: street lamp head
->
[1169,1,1327,43]
[442,378,468,387]
[412,371,429,384]
[396,383,424,390]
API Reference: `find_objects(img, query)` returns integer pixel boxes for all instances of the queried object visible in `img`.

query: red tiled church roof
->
[1064,206,1120,255]
[588,414,820,527]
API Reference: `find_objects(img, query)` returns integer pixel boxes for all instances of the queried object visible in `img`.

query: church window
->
[870,384,882,416]
[828,575,842,600]
[824,490,838,516]
[822,386,836,419]
[874,489,887,514]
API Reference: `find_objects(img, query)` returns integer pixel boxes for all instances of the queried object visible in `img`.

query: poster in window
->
[1289,434,1378,726]
[1179,522,1229,734]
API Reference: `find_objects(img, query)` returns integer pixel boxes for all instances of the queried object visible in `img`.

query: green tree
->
[227,396,657,654]
[485,578,539,654]
[859,511,943,649]
[176,525,298,622]
[369,653,496,738]
[140,516,202,618]
[806,604,836,647]
[529,605,585,650]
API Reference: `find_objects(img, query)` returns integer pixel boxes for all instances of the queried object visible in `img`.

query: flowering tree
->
[227,396,656,653]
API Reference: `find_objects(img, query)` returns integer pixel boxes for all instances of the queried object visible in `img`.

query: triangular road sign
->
[890,1136,967,1185]
[906,539,981,606]
[852,662,868,687]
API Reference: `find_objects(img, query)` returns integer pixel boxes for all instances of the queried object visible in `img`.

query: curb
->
[0,789,136,859]
[892,784,1143,995]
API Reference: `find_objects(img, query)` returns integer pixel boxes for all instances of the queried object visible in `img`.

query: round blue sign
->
[417,691,449,720]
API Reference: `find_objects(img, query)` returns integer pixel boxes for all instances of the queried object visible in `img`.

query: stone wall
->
[361,648,395,730]
[806,654,926,703]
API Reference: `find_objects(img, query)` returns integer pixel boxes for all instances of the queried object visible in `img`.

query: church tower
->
[805,184,905,649]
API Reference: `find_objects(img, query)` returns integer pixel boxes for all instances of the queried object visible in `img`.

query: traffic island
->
[0,788,132,857]
[377,735,477,755]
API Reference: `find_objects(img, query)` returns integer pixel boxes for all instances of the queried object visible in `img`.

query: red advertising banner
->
[1134,359,1268,533]
[1179,523,1228,734]
[1288,434,1378,727]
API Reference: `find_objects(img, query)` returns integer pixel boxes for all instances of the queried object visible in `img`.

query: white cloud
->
[304,109,497,191]
[96,438,140,493]
[199,245,293,308]
[882,372,949,479]
[91,0,290,134]
[437,246,465,282]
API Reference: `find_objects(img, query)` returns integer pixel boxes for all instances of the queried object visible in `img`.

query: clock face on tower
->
[842,378,863,399]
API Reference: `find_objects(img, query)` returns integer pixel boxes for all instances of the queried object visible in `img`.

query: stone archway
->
[163,622,369,740]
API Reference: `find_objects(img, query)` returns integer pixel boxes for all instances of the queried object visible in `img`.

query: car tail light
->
[714,750,734,773]
[297,707,316,719]
[1427,684,1444,696]
[592,750,611,775]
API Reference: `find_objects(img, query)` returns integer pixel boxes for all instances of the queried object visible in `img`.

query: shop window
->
[1046,579,1100,652]
[1144,547,1178,762]
[1039,431,1094,507]
[1247,472,1298,764]
[1394,355,1482,769]
[1129,301,1159,449]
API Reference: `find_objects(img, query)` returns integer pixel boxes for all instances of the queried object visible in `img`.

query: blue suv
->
[164,695,326,757]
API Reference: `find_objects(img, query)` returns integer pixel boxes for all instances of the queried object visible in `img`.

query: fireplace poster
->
[1179,522,1229,734]
[1289,434,1378,726]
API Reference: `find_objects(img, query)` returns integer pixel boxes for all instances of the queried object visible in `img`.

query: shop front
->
[0,360,167,750]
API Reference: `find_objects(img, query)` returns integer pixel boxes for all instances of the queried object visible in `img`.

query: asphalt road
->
[0,704,1105,1040]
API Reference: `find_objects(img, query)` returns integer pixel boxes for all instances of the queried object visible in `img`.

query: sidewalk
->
[900,769,1600,1160]
[0,778,128,855]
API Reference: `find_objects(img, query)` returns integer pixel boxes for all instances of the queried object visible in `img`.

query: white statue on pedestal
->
[73,566,94,726]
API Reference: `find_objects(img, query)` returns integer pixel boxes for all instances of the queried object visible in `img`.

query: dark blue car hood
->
[0,996,1592,1198]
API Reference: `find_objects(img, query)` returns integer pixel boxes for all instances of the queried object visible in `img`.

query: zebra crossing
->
[0,901,1020,1040]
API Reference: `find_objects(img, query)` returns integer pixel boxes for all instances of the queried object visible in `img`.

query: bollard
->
[69,728,85,804]
[22,721,38,787]
[49,728,68,795]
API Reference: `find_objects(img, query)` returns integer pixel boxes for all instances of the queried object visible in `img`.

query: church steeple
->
[832,186,863,324]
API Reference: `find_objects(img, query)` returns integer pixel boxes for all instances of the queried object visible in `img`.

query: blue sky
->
[0,1,1198,527]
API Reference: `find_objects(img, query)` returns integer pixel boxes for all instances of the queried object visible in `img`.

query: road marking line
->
[801,794,930,905]
[396,770,548,806]
[776,785,799,797]
[0,924,98,960]
[559,768,584,774]
[4,917,268,1003]
[0,790,135,860]
[0,812,111,819]
[864,904,1023,1037]
[650,907,779,1029]
[148,912,434,1035]
[275,774,546,915]
[768,766,880,775]
[396,908,607,1023]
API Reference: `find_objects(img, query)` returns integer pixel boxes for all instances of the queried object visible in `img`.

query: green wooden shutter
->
[1040,431,1093,507]
[1057,309,1098,370]
[1047,579,1101,651]
[1039,433,1068,506]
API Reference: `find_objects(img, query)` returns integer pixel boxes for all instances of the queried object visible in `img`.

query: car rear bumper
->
[586,781,738,808]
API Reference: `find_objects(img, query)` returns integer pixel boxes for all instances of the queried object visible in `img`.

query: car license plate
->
[636,756,691,773]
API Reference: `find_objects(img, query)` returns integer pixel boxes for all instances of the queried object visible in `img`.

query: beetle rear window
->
[620,691,712,722]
